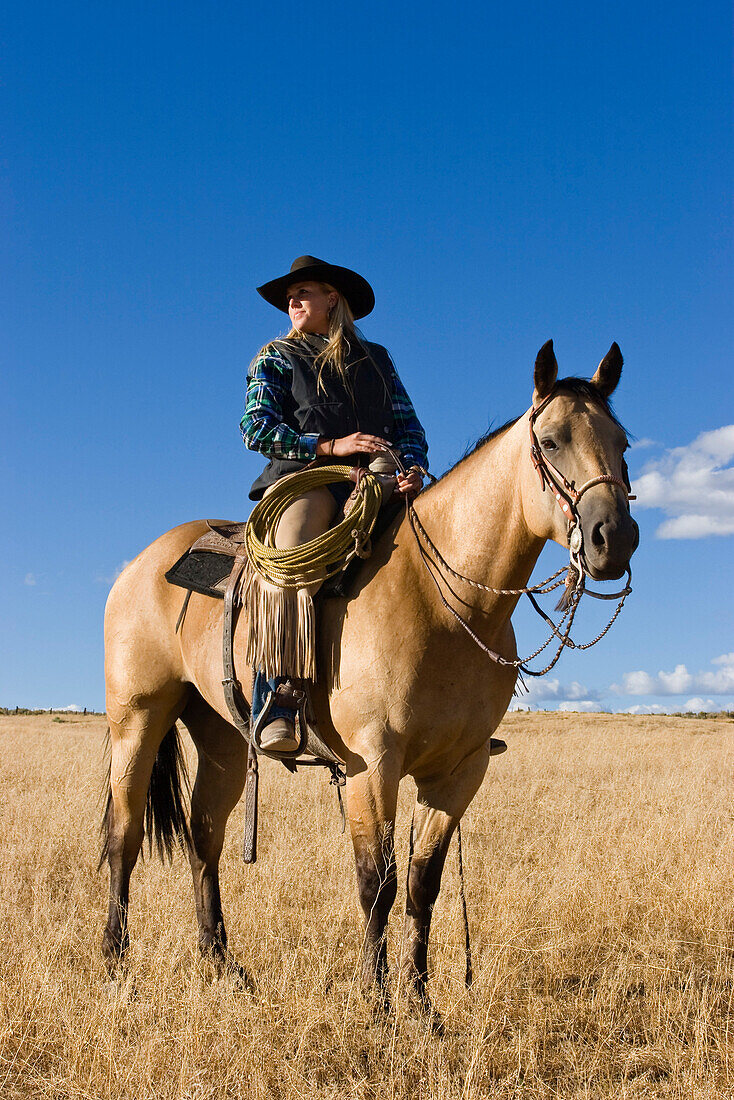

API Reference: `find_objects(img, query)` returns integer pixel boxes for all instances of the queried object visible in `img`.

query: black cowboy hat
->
[256,255,375,320]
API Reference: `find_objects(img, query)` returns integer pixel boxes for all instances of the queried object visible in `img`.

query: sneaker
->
[258,716,299,753]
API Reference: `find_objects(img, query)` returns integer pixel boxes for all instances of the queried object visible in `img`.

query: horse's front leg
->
[402,744,491,1004]
[346,758,400,999]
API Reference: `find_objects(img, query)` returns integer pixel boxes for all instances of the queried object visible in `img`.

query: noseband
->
[529,387,636,571]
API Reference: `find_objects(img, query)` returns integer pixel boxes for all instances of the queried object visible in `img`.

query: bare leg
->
[402,745,491,1004]
[273,485,338,596]
[102,687,188,971]
[346,759,401,999]
[181,693,248,978]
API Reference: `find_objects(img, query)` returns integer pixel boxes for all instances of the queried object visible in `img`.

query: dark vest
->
[249,337,395,500]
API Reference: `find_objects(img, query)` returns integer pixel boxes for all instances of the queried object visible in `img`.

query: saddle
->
[165,522,251,599]
[165,495,404,601]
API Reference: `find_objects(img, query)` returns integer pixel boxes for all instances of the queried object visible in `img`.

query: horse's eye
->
[541,438,557,451]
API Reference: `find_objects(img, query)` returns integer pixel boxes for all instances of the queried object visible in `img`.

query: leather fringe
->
[244,567,317,680]
[555,566,579,612]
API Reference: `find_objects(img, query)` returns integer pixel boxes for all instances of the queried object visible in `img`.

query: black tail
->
[144,725,191,861]
[98,724,191,870]
[98,727,113,871]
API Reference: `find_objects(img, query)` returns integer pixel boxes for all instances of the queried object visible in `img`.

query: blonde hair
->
[285,284,359,395]
[252,284,388,400]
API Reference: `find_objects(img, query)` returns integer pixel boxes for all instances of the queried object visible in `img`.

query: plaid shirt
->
[240,341,429,469]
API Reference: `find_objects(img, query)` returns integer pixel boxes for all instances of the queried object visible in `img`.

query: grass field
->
[1,711,733,1099]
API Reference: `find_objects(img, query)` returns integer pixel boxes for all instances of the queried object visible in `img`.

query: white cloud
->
[509,697,733,715]
[681,697,717,712]
[620,703,670,715]
[611,653,734,696]
[24,573,37,586]
[518,677,600,703]
[508,691,607,713]
[54,704,83,712]
[616,670,656,694]
[658,665,693,693]
[628,438,657,451]
[631,424,734,538]
[557,700,608,713]
[619,700,733,714]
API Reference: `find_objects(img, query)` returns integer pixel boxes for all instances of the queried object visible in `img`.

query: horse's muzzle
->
[581,507,639,581]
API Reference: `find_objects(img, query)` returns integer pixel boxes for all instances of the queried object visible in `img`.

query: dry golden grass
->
[1,711,733,1099]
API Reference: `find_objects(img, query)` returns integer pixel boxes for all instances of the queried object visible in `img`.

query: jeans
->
[251,672,295,724]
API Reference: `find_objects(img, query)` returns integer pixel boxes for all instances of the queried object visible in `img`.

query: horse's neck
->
[412,417,545,620]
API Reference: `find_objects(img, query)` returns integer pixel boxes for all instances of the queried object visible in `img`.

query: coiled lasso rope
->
[245,464,385,588]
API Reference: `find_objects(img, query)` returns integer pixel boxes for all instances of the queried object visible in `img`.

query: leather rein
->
[391,387,635,678]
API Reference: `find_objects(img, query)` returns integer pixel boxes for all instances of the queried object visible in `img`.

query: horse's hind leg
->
[180,693,248,977]
[102,687,189,972]
[402,745,491,1005]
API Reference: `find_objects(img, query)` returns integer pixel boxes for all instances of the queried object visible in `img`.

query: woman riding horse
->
[101,329,637,998]
[241,255,429,753]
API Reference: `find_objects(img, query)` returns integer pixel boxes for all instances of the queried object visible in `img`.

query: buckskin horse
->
[101,341,638,1004]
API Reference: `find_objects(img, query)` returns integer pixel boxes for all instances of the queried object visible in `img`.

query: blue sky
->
[2,1,732,713]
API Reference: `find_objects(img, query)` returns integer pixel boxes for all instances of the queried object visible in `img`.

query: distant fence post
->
[84,707,87,715]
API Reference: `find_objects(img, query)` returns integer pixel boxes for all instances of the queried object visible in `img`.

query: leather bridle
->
[381,387,635,677]
[528,387,636,574]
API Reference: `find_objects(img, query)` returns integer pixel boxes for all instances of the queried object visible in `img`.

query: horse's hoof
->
[490,738,507,756]
[396,976,445,1032]
[408,996,444,1033]
[199,943,254,993]
[103,973,138,1002]
[222,957,255,994]
[102,953,129,983]
[101,929,129,973]
[359,977,391,1017]
[424,1004,445,1035]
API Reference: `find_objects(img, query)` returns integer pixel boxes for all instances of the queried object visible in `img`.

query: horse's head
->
[523,340,639,581]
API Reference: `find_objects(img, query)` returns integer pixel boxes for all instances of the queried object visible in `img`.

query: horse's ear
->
[591,342,623,397]
[533,340,558,403]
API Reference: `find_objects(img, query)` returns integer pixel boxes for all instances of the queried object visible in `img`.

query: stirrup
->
[251,681,309,759]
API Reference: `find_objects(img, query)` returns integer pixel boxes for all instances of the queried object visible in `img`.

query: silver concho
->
[569,526,583,554]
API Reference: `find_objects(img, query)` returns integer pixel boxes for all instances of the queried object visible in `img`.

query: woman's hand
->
[395,468,424,498]
[315,435,424,496]
[316,432,392,458]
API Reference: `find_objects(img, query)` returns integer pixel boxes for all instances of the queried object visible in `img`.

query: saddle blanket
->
[165,545,234,599]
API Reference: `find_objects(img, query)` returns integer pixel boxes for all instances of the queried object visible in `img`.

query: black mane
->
[425,377,627,489]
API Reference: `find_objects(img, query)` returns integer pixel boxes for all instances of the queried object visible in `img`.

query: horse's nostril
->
[591,521,606,549]
[586,514,638,565]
